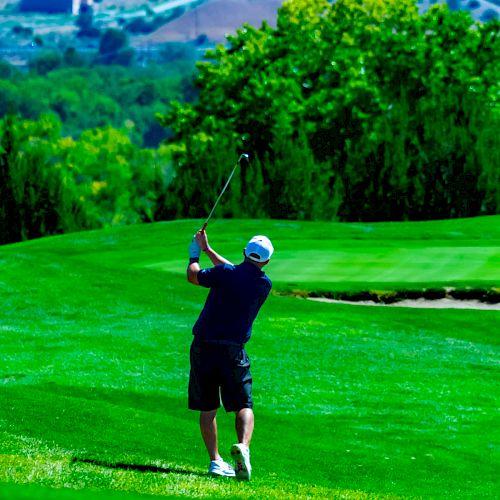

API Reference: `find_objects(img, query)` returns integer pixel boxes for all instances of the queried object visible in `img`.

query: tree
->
[159,0,500,221]
[98,29,134,65]
[0,114,176,244]
[0,59,17,79]
[76,2,93,31]
[63,47,85,67]
[0,114,86,243]
[0,115,22,244]
[99,29,127,55]
[0,81,20,116]
[28,50,62,75]
[0,65,192,147]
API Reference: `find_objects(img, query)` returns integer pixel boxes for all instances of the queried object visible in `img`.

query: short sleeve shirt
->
[193,261,272,344]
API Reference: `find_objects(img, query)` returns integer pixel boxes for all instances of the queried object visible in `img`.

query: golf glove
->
[189,237,201,259]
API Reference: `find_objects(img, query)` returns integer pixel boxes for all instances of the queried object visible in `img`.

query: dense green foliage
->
[0,218,499,498]
[0,64,195,146]
[160,0,500,222]
[0,114,174,244]
[1,0,499,244]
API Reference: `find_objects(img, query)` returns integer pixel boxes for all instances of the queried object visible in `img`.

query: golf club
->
[201,153,249,231]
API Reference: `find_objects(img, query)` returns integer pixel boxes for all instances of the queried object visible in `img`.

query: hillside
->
[0,0,498,59]
[136,0,283,45]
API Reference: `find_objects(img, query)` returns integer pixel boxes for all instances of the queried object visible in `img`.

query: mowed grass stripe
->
[0,433,387,499]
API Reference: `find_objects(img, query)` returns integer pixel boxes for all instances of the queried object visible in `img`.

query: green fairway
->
[0,217,499,498]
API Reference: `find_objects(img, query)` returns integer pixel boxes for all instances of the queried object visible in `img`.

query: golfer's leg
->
[235,408,254,447]
[200,410,221,461]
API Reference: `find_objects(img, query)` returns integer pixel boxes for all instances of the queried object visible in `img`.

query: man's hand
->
[189,236,201,259]
[194,229,233,267]
[187,235,201,285]
[195,230,209,252]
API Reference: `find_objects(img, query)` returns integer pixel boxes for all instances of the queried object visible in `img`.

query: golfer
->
[187,230,273,480]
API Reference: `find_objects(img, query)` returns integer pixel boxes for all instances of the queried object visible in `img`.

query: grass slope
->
[0,217,499,499]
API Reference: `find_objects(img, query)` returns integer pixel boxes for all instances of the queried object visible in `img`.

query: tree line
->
[160,0,500,222]
[0,114,174,244]
[0,62,196,147]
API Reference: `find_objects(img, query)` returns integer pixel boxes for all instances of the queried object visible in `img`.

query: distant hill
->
[135,0,283,45]
[0,0,498,62]
[134,0,498,46]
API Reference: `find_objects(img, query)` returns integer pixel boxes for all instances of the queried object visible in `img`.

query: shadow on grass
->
[277,285,500,304]
[72,457,206,477]
[0,384,199,470]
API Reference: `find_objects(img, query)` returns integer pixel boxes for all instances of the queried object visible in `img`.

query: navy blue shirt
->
[193,261,272,344]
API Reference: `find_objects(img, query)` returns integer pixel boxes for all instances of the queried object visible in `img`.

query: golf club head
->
[239,153,250,164]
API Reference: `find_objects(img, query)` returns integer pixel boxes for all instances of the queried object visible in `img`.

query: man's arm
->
[186,230,232,286]
[187,258,201,285]
[195,230,233,266]
[187,237,201,285]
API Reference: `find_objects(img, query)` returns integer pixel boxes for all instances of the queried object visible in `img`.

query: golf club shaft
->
[202,154,247,231]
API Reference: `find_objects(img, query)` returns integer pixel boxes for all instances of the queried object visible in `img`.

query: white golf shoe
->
[208,458,235,477]
[230,443,252,481]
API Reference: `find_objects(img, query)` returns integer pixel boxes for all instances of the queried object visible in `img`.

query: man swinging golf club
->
[187,230,273,480]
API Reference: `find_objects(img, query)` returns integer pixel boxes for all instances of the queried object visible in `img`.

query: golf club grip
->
[201,222,208,232]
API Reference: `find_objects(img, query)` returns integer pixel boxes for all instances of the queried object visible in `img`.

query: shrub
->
[29,51,62,75]
[99,28,127,57]
[0,114,177,244]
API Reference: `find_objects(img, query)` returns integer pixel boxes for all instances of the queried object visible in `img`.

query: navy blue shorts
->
[188,339,253,412]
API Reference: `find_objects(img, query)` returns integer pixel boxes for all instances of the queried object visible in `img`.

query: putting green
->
[6,216,499,294]
[270,244,499,282]
[134,217,500,293]
[149,244,499,282]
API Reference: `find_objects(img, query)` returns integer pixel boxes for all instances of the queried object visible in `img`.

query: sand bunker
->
[308,297,500,310]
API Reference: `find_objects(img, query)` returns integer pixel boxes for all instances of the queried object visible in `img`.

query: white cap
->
[244,235,274,263]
